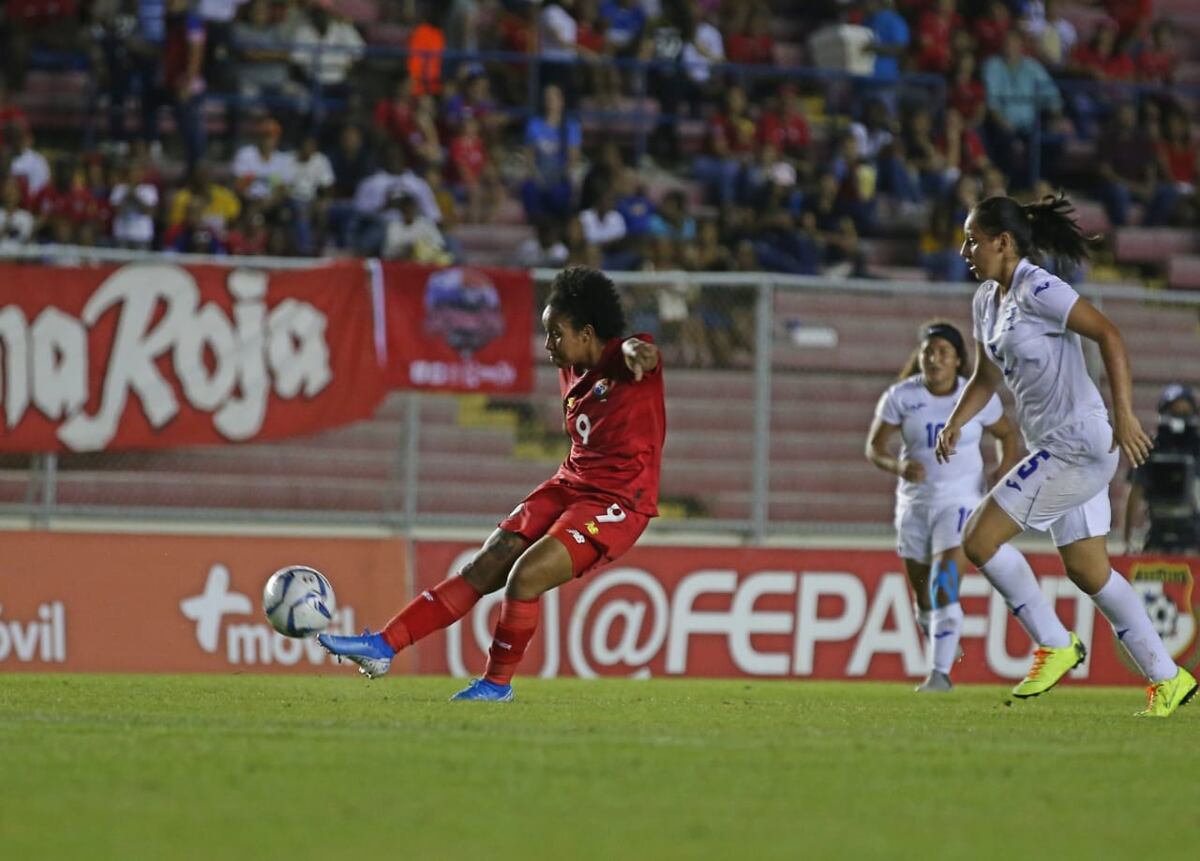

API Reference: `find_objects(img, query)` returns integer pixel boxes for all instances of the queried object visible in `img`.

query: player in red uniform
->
[319,265,665,701]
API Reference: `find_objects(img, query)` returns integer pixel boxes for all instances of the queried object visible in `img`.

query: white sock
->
[979,544,1072,648]
[1092,570,1177,683]
[930,602,964,674]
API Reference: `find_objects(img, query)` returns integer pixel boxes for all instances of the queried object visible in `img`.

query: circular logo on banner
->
[423,267,506,356]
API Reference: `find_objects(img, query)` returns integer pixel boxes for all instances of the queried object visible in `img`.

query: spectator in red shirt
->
[948,53,987,129]
[1158,108,1198,224]
[1158,109,1197,186]
[373,76,416,150]
[449,115,495,223]
[915,0,963,75]
[726,5,774,66]
[973,0,1013,59]
[934,107,991,178]
[1136,20,1176,84]
[1097,100,1179,226]
[0,78,29,146]
[575,0,621,108]
[1066,21,1135,139]
[33,158,106,244]
[695,85,757,205]
[1069,21,1135,81]
[405,94,444,171]
[1103,0,1154,39]
[759,86,812,158]
[226,205,272,256]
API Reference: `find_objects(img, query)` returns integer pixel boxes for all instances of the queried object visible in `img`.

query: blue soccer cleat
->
[449,678,514,702]
[317,629,394,679]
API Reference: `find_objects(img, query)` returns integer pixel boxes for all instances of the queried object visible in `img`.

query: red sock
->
[483,597,540,686]
[381,575,483,652]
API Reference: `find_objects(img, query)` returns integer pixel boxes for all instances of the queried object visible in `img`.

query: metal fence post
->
[751,279,773,543]
[403,392,422,529]
[39,452,58,529]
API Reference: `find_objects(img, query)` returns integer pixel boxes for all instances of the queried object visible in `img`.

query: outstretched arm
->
[623,337,659,382]
[1065,297,1153,466]
[936,342,1001,463]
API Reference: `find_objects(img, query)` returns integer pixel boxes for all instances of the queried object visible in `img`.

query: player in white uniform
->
[936,193,1197,717]
[868,321,1020,692]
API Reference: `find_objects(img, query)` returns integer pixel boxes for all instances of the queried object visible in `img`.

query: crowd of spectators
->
[0,0,1194,291]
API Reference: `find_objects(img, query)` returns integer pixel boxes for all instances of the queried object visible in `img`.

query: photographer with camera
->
[1123,384,1200,554]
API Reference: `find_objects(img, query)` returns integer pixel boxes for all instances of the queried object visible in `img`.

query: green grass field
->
[1,674,1197,860]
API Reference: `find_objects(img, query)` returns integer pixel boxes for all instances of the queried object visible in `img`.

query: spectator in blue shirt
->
[982,29,1064,183]
[863,0,910,82]
[616,168,655,236]
[600,0,646,56]
[982,30,1062,133]
[520,83,582,222]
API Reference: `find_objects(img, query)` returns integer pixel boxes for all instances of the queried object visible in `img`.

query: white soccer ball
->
[263,565,337,637]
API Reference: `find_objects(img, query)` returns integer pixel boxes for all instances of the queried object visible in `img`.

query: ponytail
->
[972,193,1098,266]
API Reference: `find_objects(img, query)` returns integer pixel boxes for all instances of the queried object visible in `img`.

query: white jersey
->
[973,258,1107,448]
[876,374,1004,506]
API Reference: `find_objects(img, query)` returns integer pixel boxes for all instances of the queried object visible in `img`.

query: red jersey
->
[1158,141,1197,184]
[759,110,811,154]
[553,335,665,516]
[450,135,485,183]
[972,16,1010,59]
[727,34,774,66]
[915,10,962,74]
[1137,48,1176,83]
[373,98,415,144]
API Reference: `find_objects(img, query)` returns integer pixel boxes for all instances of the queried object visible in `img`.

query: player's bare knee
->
[505,562,546,601]
[461,562,506,594]
[462,531,527,593]
[961,531,996,569]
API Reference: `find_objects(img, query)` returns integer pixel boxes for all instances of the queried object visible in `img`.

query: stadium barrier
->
[2,247,1200,539]
[0,530,410,675]
[2,530,1195,683]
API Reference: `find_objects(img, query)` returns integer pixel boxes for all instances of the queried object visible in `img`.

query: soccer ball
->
[262,565,337,637]
[1141,589,1180,640]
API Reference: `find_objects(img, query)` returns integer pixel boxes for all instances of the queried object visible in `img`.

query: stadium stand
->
[1,0,1199,534]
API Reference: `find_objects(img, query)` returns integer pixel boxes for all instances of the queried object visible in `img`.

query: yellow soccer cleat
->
[1012,632,1086,699]
[1135,666,1198,718]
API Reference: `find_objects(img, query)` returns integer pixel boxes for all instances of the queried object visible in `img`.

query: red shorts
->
[498,478,652,577]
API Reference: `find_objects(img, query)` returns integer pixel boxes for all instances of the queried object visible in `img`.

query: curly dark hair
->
[546,265,627,340]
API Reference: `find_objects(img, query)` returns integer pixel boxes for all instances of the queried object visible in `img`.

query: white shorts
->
[895,496,979,565]
[990,418,1119,547]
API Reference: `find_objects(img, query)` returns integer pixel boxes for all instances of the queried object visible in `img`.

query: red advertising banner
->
[410,542,1200,685]
[379,262,534,393]
[0,261,385,452]
[0,531,410,674]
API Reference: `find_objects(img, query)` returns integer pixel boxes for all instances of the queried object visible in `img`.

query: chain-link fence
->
[3,249,1200,539]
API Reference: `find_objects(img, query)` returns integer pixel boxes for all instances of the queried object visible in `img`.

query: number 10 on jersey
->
[925,422,945,448]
